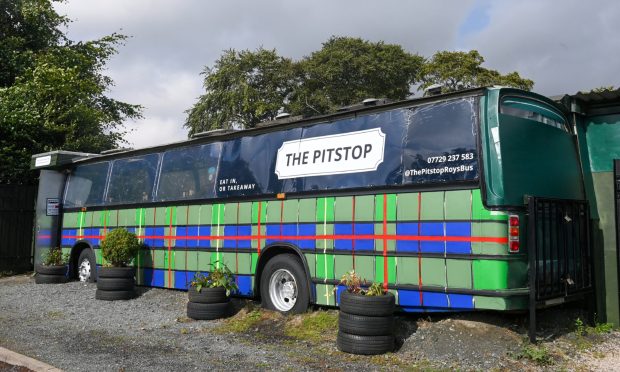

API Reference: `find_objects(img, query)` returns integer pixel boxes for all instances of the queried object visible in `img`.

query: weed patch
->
[215,304,273,334]
[515,342,553,366]
[284,310,337,343]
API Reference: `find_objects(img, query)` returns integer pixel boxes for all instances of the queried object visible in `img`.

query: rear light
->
[509,240,520,252]
[509,216,519,226]
[508,215,520,253]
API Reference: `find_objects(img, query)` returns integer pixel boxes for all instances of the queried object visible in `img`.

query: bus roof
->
[30,86,563,170]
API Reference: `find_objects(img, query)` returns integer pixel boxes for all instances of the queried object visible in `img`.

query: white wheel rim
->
[78,258,91,282]
[268,269,297,312]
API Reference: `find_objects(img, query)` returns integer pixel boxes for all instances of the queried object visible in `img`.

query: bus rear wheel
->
[260,254,309,314]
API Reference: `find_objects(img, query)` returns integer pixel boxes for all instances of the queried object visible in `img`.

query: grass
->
[284,310,337,342]
[215,306,264,334]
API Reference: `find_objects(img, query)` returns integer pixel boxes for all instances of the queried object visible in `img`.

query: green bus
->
[32,87,592,317]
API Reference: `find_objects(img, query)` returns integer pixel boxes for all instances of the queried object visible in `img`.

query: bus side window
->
[106,154,159,205]
[63,162,109,208]
[156,143,220,201]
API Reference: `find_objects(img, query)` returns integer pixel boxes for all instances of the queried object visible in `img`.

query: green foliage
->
[574,317,614,336]
[41,247,69,266]
[100,228,140,267]
[516,343,552,366]
[185,36,424,132]
[288,36,424,116]
[419,50,534,95]
[0,0,142,185]
[365,282,386,296]
[339,270,387,296]
[185,47,295,133]
[592,322,614,334]
[190,261,239,295]
[574,317,586,336]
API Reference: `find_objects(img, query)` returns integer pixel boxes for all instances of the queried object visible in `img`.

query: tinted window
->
[106,154,159,204]
[402,98,479,184]
[157,143,221,201]
[64,162,109,207]
[216,128,302,198]
[500,97,567,132]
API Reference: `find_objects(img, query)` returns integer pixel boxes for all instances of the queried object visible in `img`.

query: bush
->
[42,247,69,266]
[100,228,140,267]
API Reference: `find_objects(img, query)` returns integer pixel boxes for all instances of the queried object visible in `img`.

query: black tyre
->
[260,253,310,314]
[188,287,228,304]
[336,331,394,355]
[35,273,67,284]
[35,264,67,276]
[187,301,231,320]
[338,312,394,336]
[96,277,135,291]
[97,267,135,279]
[339,291,395,317]
[95,289,136,301]
[77,249,97,283]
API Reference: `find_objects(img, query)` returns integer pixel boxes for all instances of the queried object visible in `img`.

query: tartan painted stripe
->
[62,189,527,311]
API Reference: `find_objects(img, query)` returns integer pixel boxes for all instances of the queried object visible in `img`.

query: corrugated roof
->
[570,88,620,103]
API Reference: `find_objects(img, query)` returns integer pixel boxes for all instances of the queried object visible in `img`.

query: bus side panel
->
[58,188,527,311]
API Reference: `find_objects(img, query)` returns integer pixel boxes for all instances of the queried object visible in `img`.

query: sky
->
[53,0,620,149]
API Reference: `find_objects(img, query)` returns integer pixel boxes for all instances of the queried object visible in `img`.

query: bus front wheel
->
[260,254,309,314]
[77,249,96,283]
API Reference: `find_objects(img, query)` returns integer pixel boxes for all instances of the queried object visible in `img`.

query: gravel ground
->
[1,273,619,371]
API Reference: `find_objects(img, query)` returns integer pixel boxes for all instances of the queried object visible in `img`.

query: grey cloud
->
[463,0,620,95]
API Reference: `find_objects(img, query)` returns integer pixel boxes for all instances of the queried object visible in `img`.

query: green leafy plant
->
[339,270,387,296]
[42,247,69,266]
[575,317,586,336]
[365,282,386,296]
[190,261,238,295]
[516,343,552,366]
[100,228,141,267]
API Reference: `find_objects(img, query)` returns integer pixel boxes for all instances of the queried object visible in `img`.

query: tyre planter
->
[187,286,231,320]
[34,264,67,284]
[96,267,136,301]
[337,291,395,355]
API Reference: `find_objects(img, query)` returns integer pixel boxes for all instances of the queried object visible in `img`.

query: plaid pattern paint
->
[61,189,527,311]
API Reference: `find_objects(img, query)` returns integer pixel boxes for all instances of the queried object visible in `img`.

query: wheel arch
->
[254,243,315,303]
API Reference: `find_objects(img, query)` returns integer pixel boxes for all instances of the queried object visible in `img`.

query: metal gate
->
[527,196,594,341]
[0,185,37,272]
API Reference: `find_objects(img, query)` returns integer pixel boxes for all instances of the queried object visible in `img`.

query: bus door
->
[34,170,66,265]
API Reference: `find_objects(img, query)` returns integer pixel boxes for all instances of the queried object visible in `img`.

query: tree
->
[289,37,424,116]
[0,0,142,185]
[419,50,533,95]
[589,86,616,93]
[185,48,295,134]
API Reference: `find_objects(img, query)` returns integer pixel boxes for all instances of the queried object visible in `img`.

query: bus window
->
[500,96,568,132]
[157,143,221,201]
[106,154,159,204]
[402,98,479,185]
[64,162,110,207]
